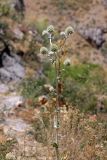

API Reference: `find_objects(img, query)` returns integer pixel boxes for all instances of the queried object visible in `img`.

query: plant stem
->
[55,51,61,160]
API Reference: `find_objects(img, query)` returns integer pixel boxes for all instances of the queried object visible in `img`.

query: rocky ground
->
[0,53,53,160]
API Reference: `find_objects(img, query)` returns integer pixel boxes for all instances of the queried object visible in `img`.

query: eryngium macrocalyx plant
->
[40,25,74,160]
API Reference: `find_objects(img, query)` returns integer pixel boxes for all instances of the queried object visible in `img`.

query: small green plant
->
[0,3,10,17]
[35,18,48,34]
[21,77,46,103]
[0,139,16,160]
[43,63,107,112]
[32,118,48,144]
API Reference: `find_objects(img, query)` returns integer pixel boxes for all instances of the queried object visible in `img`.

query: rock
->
[13,54,21,63]
[0,68,13,83]
[1,95,24,111]
[79,27,105,48]
[3,118,30,139]
[14,0,25,12]
[6,152,16,160]
[13,28,24,40]
[0,54,25,83]
[6,63,25,79]
[3,125,16,138]
[103,0,107,7]
[2,53,16,67]
[0,83,9,93]
[5,118,29,132]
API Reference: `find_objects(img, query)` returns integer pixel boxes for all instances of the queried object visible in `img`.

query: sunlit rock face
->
[0,53,25,83]
[79,27,105,48]
[103,0,107,7]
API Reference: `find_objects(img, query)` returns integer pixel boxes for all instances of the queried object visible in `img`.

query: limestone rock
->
[0,54,25,83]
[13,28,24,40]
[0,83,9,93]
[1,95,24,112]
[79,27,105,48]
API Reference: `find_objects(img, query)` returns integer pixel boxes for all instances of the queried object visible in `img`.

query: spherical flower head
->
[51,44,58,52]
[48,51,54,56]
[40,47,48,54]
[60,31,66,39]
[47,25,55,34]
[63,58,71,66]
[65,26,74,36]
[42,30,48,36]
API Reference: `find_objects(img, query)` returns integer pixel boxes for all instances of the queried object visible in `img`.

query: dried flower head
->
[38,95,48,104]
[40,47,48,54]
[65,26,74,36]
[51,44,58,52]
[47,25,55,34]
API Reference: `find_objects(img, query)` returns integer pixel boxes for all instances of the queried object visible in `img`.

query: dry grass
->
[38,107,107,160]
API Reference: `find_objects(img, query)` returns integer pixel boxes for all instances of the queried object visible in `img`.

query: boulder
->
[79,27,105,48]
[0,53,25,83]
[0,68,13,83]
[13,28,24,40]
[0,83,9,94]
[0,95,24,112]
[103,0,107,7]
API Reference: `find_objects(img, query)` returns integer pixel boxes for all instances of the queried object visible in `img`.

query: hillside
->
[0,0,107,160]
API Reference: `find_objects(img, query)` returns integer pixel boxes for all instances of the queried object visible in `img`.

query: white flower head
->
[60,31,66,38]
[63,58,71,66]
[40,47,48,54]
[50,58,55,63]
[49,86,55,92]
[48,51,54,56]
[47,25,55,34]
[65,26,74,36]
[42,30,48,36]
[51,44,58,52]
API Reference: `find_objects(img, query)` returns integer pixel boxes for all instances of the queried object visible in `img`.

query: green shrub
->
[35,19,48,34]
[22,63,107,112]
[32,118,47,144]
[21,77,46,102]
[21,63,107,112]
[0,3,10,17]
[43,63,107,112]
[0,139,16,160]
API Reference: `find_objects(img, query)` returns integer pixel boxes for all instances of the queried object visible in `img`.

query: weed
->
[0,139,16,160]
[35,19,48,34]
[21,77,46,103]
[0,3,10,17]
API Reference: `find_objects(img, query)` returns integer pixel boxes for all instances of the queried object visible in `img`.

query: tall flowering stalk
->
[40,25,74,160]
